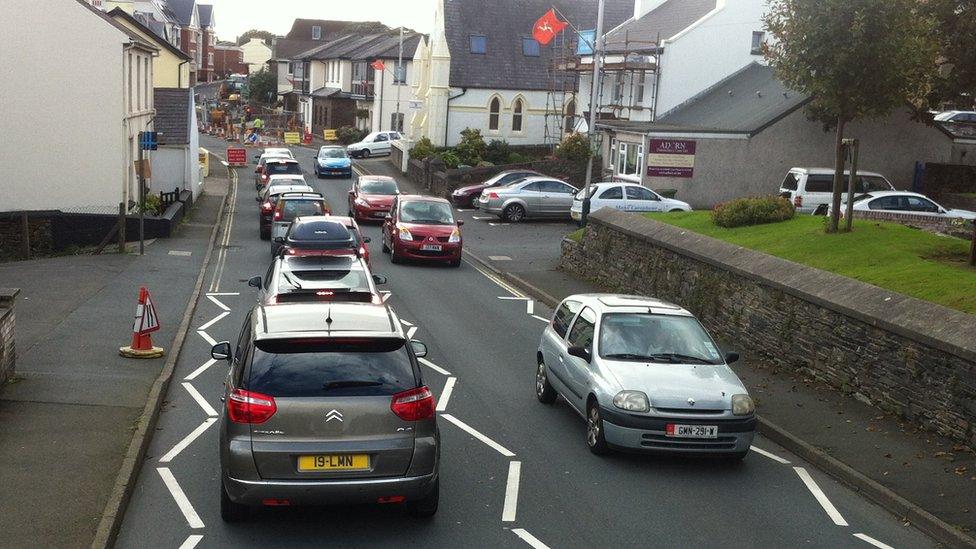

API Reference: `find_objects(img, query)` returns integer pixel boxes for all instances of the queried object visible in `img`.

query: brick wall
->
[852,210,974,239]
[559,210,976,447]
[0,289,20,388]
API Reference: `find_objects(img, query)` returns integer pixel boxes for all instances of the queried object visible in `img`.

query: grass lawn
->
[631,212,976,314]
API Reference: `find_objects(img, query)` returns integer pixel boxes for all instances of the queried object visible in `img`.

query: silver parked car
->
[477,176,579,222]
[213,302,439,521]
[536,294,755,458]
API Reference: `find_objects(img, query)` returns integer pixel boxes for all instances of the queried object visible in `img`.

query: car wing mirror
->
[456,220,464,226]
[410,339,428,358]
[384,214,393,221]
[211,341,232,361]
[255,196,262,202]
[725,351,740,364]
[247,275,261,288]
[372,273,388,285]
[363,236,372,243]
[273,236,285,243]
[349,190,356,195]
[253,154,260,160]
[567,345,591,363]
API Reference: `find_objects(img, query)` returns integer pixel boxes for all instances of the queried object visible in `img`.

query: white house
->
[3,0,157,213]
[152,88,202,200]
[241,37,272,74]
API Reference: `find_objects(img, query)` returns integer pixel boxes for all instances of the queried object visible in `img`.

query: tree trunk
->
[828,115,847,233]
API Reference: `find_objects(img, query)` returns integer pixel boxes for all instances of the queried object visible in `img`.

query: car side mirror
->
[567,345,591,363]
[273,236,285,243]
[384,214,393,221]
[363,236,372,243]
[255,196,262,202]
[456,220,464,226]
[253,154,260,160]
[247,275,261,288]
[410,339,428,358]
[349,190,356,196]
[372,274,388,285]
[211,341,232,361]
[725,352,740,364]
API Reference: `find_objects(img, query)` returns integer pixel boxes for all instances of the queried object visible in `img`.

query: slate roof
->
[443,0,632,90]
[109,8,191,60]
[273,38,322,60]
[597,63,810,135]
[154,88,192,145]
[350,32,424,61]
[75,0,158,51]
[303,33,392,61]
[198,4,213,28]
[603,0,715,53]
[167,0,195,26]
[284,19,385,41]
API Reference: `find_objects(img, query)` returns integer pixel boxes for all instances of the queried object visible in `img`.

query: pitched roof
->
[284,18,384,41]
[303,33,391,61]
[108,8,191,60]
[350,32,424,61]
[603,0,716,53]
[75,0,158,51]
[443,0,633,90]
[167,0,195,26]
[197,4,213,27]
[154,88,191,145]
[273,38,322,60]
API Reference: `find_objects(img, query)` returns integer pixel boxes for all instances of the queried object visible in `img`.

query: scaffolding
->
[543,31,582,149]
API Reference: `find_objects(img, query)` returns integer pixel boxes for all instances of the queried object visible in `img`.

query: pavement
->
[103,135,943,548]
[0,174,228,548]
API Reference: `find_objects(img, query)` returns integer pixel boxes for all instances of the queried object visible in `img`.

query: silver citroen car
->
[536,294,755,458]
[212,302,439,521]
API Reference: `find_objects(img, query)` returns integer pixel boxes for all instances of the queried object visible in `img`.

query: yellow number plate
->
[298,454,369,471]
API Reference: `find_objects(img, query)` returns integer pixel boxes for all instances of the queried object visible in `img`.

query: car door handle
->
[558,355,564,362]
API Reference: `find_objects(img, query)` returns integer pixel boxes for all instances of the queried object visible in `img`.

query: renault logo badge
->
[687,397,696,406]
[325,409,343,422]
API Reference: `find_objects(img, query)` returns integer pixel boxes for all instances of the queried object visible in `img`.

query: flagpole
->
[580,0,605,228]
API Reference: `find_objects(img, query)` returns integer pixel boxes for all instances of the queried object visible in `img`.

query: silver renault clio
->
[212,302,439,521]
[536,294,755,458]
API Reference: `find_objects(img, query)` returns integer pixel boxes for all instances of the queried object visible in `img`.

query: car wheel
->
[390,242,401,264]
[469,197,479,209]
[449,256,461,268]
[361,149,371,159]
[381,237,390,253]
[669,209,684,213]
[535,361,557,404]
[586,399,609,455]
[503,203,526,223]
[259,227,270,240]
[220,482,249,522]
[406,478,439,518]
[316,170,323,179]
[728,449,750,460]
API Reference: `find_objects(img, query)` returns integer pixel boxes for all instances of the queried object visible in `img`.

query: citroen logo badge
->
[687,397,696,406]
[325,409,343,422]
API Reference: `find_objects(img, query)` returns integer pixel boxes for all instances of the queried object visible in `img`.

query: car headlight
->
[612,391,649,413]
[354,197,370,207]
[448,228,461,243]
[732,394,754,416]
[397,226,414,241]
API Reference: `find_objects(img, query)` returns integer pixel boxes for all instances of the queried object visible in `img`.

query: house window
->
[390,112,404,132]
[136,57,142,110]
[208,52,213,67]
[616,142,643,177]
[634,71,645,104]
[144,57,150,106]
[393,61,406,84]
[488,97,500,130]
[522,38,540,57]
[612,72,625,103]
[312,25,322,40]
[751,31,765,55]
[127,53,132,111]
[470,35,487,54]
[191,31,196,43]
[609,138,617,167]
[512,98,524,132]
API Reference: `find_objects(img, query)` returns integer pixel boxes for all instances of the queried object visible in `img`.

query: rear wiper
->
[323,380,382,390]
[281,271,302,289]
[649,353,714,364]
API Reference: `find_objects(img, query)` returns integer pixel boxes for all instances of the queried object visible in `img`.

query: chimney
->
[634,0,668,19]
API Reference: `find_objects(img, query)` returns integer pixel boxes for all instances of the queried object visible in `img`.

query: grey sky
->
[206,0,437,41]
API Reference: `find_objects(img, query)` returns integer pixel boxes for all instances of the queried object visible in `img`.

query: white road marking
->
[220,160,229,166]
[852,533,895,549]
[178,534,204,549]
[512,529,551,549]
[184,358,217,381]
[487,222,507,227]
[456,208,472,212]
[498,296,529,300]
[209,168,238,292]
[502,461,521,522]
[157,467,204,528]
[168,250,192,256]
[198,311,229,331]
[159,418,217,463]
[793,467,849,526]
[206,294,231,311]
[407,326,418,339]
[472,216,493,220]
[531,314,549,323]
[750,445,790,464]
[380,290,392,302]
[206,292,240,296]
[400,319,414,327]
[183,382,219,417]
[488,255,512,261]
[436,377,456,412]
[418,357,452,376]
[197,330,216,346]
[526,299,534,315]
[440,414,515,457]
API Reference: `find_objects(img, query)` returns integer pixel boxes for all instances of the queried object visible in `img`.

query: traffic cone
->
[120,287,164,359]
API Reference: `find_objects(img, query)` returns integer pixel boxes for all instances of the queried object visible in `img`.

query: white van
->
[778,167,895,214]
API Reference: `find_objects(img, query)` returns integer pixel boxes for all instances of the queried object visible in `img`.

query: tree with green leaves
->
[922,0,976,109]
[763,0,938,232]
[248,69,277,105]
[237,29,275,46]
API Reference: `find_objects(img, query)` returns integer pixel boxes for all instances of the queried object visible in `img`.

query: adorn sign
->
[646,139,696,178]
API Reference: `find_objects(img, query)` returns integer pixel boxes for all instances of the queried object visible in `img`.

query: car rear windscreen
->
[249,338,416,397]
[267,163,302,176]
[281,200,324,221]
[290,221,352,241]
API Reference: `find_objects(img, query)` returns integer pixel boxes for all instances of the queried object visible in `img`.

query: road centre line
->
[469,260,524,298]
[526,299,534,315]
[487,222,507,227]
[852,533,895,549]
[531,315,550,323]
[206,294,231,311]
[206,292,240,296]
[440,414,515,457]
[793,467,849,526]
[159,418,217,463]
[197,330,216,346]
[511,528,551,549]
[183,382,219,417]
[178,534,204,549]
[418,357,452,376]
[502,461,521,522]
[157,468,204,529]
[197,311,229,331]
[472,216,493,220]
[436,377,457,412]
[184,358,217,381]
[750,445,791,464]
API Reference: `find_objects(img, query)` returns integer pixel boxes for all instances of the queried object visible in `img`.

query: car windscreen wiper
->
[649,353,715,364]
[603,353,658,361]
[323,380,383,390]
[281,271,302,289]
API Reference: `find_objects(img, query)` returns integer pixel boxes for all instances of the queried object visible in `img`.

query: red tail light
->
[261,201,273,212]
[793,195,802,207]
[261,174,269,181]
[227,388,277,424]
[273,210,282,220]
[391,386,434,421]
[377,496,405,504]
[488,192,499,199]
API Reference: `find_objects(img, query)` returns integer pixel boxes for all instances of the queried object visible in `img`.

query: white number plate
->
[667,424,718,438]
[420,244,442,251]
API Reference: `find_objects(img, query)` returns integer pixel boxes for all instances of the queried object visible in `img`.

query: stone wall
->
[0,289,20,387]
[0,215,54,259]
[559,209,976,446]
[852,210,974,239]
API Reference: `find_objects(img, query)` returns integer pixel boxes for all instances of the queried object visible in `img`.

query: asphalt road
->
[114,137,937,549]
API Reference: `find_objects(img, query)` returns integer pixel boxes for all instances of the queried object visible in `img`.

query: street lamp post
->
[395,27,404,133]
[580,0,605,228]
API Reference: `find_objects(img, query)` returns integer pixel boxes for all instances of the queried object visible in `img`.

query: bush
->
[711,196,795,228]
[336,126,368,145]
[438,151,461,169]
[554,132,591,162]
[485,139,513,164]
[140,193,163,216]
[506,152,530,164]
[409,137,437,161]
[455,128,487,165]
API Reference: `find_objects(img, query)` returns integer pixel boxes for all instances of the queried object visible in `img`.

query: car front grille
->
[654,407,725,415]
[640,433,738,450]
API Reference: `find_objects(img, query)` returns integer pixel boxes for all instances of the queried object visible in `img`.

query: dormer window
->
[470,35,487,54]
[312,25,322,40]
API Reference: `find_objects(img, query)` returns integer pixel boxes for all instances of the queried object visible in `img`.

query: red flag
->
[532,8,568,45]
[371,59,385,71]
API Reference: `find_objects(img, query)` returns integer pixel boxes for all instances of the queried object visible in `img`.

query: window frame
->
[312,25,322,40]
[522,37,540,57]
[567,307,597,351]
[598,186,623,200]
[512,98,524,132]
[488,97,501,130]
[470,35,487,54]
[751,31,765,55]
[552,300,583,338]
